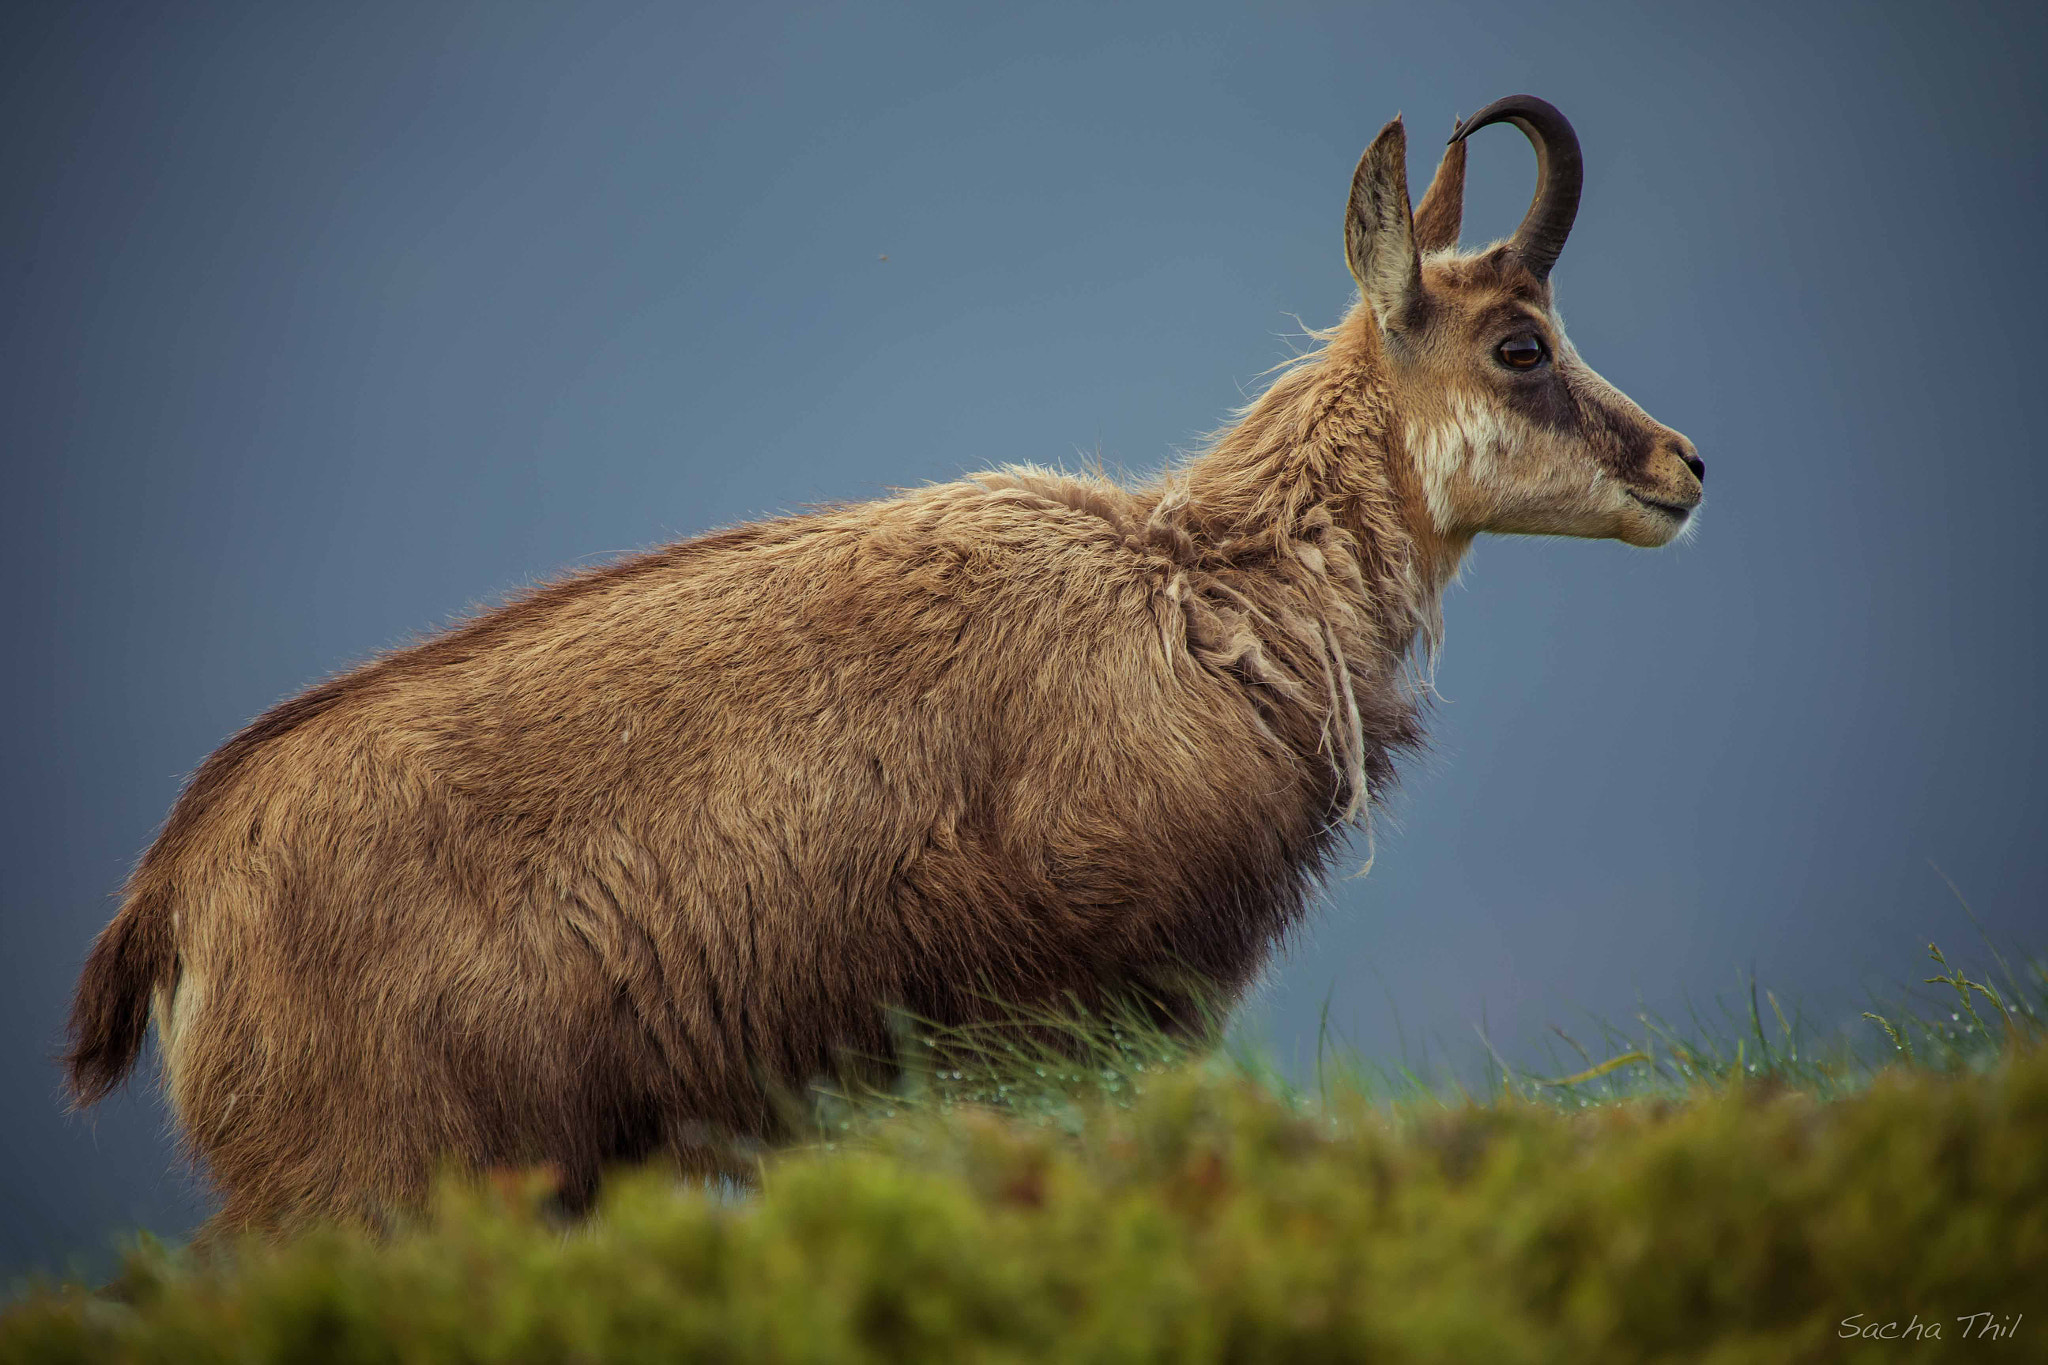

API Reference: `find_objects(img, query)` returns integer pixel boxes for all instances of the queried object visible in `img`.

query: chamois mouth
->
[1626,489,1695,520]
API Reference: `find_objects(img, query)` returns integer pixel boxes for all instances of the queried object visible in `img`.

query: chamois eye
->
[1496,335,1546,370]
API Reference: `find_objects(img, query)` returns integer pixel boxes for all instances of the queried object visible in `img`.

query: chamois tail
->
[65,884,177,1106]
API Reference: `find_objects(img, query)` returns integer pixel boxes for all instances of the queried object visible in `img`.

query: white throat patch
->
[1404,397,1513,535]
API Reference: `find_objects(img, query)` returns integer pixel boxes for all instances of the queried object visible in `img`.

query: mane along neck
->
[1177,306,1467,621]
[974,306,1461,824]
[1158,306,1466,820]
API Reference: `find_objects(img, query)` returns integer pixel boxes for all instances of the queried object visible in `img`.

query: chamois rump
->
[67,95,1703,1233]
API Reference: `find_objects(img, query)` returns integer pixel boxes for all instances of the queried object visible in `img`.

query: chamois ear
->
[1345,118,1424,331]
[1412,122,1466,254]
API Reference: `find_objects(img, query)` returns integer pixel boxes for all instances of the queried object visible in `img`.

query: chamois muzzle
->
[1450,94,1583,283]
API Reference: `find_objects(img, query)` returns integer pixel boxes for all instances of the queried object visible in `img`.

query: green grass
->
[5,943,2044,1363]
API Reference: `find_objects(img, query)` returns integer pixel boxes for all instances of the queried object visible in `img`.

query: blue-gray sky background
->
[6,0,2043,1276]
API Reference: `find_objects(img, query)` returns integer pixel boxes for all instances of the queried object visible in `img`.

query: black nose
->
[1678,445,1705,484]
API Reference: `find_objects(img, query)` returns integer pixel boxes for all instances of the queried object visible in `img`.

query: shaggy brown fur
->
[66,105,1699,1234]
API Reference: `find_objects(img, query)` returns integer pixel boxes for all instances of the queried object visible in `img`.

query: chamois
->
[67,95,1702,1234]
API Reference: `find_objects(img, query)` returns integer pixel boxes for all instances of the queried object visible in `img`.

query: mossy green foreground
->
[6,1040,2045,1363]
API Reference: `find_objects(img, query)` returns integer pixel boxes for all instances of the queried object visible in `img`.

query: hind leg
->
[161,960,467,1237]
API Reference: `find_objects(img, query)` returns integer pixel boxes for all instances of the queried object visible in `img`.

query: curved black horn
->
[1449,94,1582,282]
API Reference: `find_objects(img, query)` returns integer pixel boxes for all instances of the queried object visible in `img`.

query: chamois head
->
[1346,95,1703,549]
